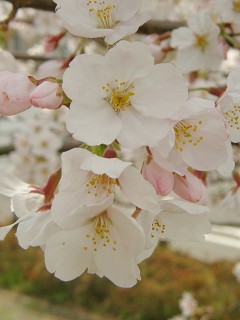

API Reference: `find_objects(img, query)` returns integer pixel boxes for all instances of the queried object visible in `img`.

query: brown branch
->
[13,53,63,61]
[139,20,185,34]
[6,0,56,12]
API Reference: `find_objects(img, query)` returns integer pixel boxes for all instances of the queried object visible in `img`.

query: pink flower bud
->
[0,72,35,116]
[173,171,207,204]
[30,81,63,110]
[142,159,174,196]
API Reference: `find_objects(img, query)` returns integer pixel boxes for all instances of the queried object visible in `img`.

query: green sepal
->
[81,144,107,157]
[112,140,121,151]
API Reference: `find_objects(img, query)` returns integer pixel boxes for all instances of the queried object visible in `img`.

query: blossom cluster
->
[0,0,240,288]
[168,291,212,320]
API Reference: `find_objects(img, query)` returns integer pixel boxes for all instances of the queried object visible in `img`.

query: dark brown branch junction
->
[6,0,56,12]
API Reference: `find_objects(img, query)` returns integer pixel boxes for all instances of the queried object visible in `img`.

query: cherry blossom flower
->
[45,196,145,287]
[51,148,159,226]
[210,0,240,27]
[137,197,211,263]
[0,72,35,116]
[218,69,240,143]
[170,11,223,73]
[151,98,229,175]
[30,81,63,110]
[64,41,188,148]
[0,173,59,249]
[179,292,198,318]
[54,0,150,45]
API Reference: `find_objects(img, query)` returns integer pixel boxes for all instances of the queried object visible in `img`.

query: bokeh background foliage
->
[0,230,239,320]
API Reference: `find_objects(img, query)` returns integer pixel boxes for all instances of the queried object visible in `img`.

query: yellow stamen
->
[195,34,208,51]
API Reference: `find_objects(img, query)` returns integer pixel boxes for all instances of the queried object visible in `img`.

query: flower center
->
[233,0,240,12]
[224,105,240,130]
[174,120,204,152]
[84,212,117,252]
[86,173,116,197]
[87,0,116,29]
[195,34,208,51]
[102,79,135,113]
[151,218,165,238]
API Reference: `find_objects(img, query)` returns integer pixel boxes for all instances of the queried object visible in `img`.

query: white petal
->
[171,27,195,49]
[119,166,160,210]
[53,196,114,230]
[105,41,153,81]
[66,98,121,146]
[152,147,188,175]
[177,99,229,171]
[220,95,240,143]
[11,192,44,218]
[0,173,29,197]
[80,154,132,178]
[159,212,211,242]
[93,208,144,287]
[174,47,204,73]
[95,241,140,287]
[180,120,228,171]
[151,127,176,158]
[227,68,240,92]
[174,97,215,120]
[60,148,92,192]
[55,0,112,38]
[108,207,145,254]
[135,210,158,263]
[63,54,105,100]
[0,216,30,240]
[116,0,142,20]
[45,227,91,281]
[118,107,170,148]
[0,221,18,240]
[132,63,188,118]
[160,197,209,214]
[217,139,235,176]
[188,12,219,35]
[204,42,223,71]
[16,211,60,249]
[105,12,151,45]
